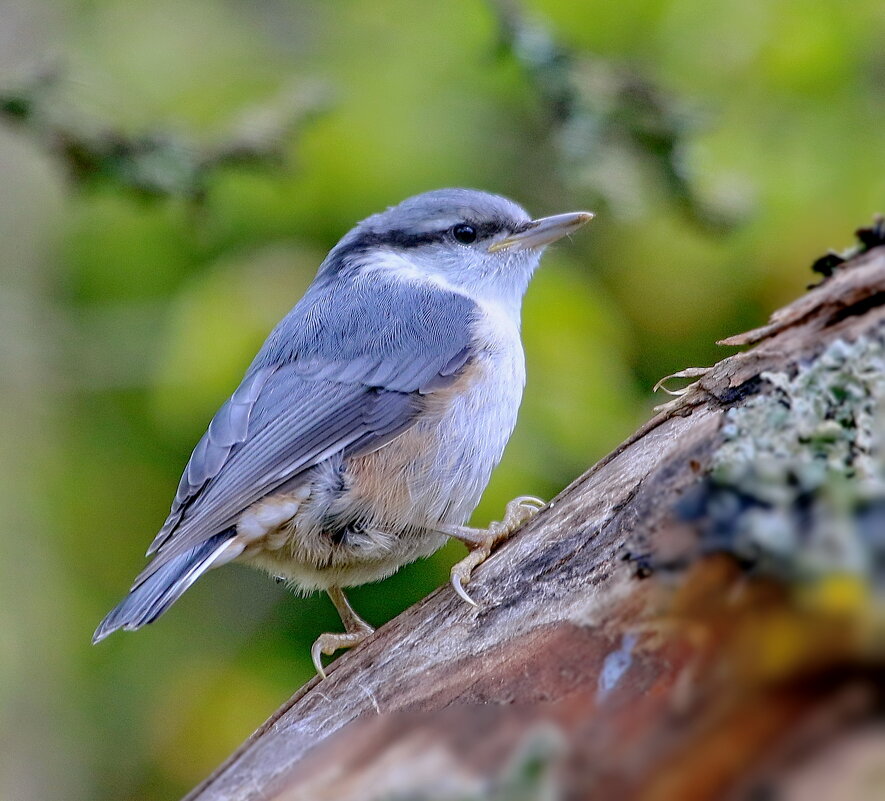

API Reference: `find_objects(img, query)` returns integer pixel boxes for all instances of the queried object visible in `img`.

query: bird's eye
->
[452,223,477,244]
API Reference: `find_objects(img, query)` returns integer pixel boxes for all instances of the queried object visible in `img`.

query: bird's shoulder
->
[254,269,482,375]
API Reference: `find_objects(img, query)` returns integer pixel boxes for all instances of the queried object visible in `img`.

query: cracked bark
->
[184,245,885,801]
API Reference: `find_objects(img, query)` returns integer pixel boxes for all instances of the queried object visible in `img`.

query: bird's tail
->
[92,530,237,644]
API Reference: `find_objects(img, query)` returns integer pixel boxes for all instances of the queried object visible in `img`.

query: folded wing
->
[137,274,477,585]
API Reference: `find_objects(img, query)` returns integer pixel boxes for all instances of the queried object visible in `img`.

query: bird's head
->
[321,188,593,310]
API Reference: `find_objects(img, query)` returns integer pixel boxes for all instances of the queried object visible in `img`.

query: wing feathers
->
[147,366,278,556]
[144,277,478,570]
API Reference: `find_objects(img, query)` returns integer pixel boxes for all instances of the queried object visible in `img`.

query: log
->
[185,236,885,801]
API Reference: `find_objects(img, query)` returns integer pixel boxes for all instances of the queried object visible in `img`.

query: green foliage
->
[1,1,884,799]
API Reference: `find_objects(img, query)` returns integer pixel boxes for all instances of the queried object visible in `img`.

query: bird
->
[93,188,593,677]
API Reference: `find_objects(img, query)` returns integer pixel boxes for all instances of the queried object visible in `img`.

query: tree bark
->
[184,243,885,801]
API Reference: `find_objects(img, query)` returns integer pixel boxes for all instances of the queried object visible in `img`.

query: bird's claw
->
[449,495,545,607]
[451,547,490,606]
[503,495,545,527]
[311,627,373,679]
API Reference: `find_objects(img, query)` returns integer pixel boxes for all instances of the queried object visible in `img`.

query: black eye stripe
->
[466,221,508,240]
[347,220,508,251]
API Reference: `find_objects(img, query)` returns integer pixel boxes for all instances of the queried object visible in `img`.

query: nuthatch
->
[93,189,593,677]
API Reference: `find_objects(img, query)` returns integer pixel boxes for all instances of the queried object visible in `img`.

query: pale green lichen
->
[697,335,885,583]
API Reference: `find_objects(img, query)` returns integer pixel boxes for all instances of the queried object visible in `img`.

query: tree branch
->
[184,239,885,801]
[0,68,330,200]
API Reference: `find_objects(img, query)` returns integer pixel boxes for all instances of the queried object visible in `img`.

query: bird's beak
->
[487,211,594,253]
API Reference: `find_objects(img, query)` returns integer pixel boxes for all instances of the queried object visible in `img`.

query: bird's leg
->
[444,495,545,606]
[311,586,374,679]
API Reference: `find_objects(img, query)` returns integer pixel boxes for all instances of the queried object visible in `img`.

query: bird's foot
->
[311,624,374,680]
[448,495,544,606]
[312,586,375,679]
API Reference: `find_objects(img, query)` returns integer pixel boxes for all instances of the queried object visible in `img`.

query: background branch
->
[488,0,734,231]
[0,67,331,200]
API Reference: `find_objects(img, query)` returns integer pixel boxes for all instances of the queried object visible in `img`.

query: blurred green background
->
[1,0,883,798]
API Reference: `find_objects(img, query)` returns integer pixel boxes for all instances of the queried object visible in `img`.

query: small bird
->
[93,189,593,677]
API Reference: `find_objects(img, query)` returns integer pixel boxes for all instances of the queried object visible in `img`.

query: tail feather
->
[93,531,237,644]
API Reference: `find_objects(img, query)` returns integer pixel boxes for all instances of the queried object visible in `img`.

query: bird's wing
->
[140,273,477,576]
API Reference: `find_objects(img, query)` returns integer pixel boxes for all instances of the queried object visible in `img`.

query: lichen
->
[682,335,885,586]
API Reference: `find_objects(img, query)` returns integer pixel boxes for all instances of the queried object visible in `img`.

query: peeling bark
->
[184,246,885,801]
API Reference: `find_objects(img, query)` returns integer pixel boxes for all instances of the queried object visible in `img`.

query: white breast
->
[415,298,526,526]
